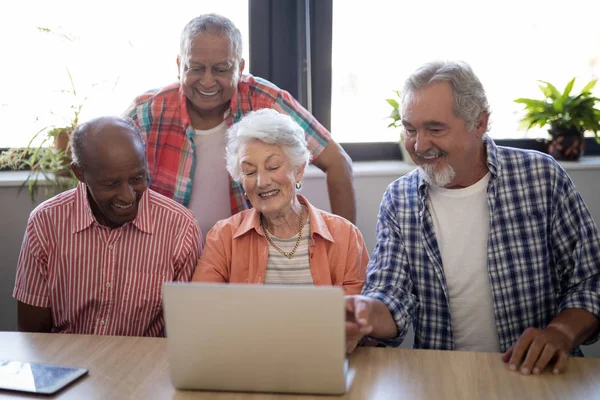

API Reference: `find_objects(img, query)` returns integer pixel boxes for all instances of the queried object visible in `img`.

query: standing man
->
[346,60,600,376]
[14,116,201,337]
[125,14,355,236]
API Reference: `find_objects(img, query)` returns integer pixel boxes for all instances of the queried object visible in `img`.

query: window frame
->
[248,0,600,160]
[2,1,597,160]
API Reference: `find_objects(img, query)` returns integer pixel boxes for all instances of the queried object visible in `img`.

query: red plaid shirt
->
[125,74,331,214]
[13,183,201,337]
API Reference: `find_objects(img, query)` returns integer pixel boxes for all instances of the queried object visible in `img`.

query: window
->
[0,1,249,148]
[331,0,600,143]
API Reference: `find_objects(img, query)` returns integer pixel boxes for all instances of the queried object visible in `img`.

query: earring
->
[244,192,248,199]
[295,181,302,190]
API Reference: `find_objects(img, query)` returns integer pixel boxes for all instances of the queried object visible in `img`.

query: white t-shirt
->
[428,172,501,352]
[188,122,231,239]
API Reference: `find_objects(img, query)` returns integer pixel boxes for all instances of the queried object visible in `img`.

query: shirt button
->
[106,282,112,288]
[108,245,114,250]
[99,320,105,326]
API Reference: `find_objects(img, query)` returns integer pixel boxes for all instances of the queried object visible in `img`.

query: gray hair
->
[401,60,491,131]
[180,14,243,63]
[226,109,310,182]
[71,116,144,168]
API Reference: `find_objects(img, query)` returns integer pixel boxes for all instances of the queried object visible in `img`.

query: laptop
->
[162,283,348,395]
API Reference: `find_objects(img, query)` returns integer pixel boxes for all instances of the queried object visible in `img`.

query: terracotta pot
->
[54,128,72,153]
[547,126,584,161]
[53,127,74,177]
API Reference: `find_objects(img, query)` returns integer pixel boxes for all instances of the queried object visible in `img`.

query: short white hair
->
[402,60,491,132]
[226,109,310,182]
[180,14,243,62]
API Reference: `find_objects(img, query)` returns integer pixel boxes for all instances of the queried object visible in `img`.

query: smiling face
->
[72,120,148,229]
[239,140,304,219]
[402,81,488,188]
[177,32,245,120]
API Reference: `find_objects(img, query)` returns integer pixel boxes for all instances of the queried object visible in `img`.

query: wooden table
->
[0,332,599,399]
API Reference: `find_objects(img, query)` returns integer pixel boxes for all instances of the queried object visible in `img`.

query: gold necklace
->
[261,207,306,259]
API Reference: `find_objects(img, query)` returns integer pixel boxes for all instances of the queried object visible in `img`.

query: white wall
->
[0,160,599,356]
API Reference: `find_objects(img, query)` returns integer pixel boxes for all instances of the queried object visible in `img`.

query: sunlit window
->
[331,0,600,142]
[0,0,249,148]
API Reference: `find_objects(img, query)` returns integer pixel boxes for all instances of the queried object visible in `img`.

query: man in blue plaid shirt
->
[346,60,600,376]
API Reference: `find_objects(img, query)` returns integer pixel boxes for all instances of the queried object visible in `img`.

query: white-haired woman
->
[192,109,367,294]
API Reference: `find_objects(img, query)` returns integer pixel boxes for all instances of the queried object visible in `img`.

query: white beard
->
[418,162,456,187]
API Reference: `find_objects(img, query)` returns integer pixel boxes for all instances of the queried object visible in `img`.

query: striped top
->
[125,74,331,213]
[264,216,313,285]
[13,183,201,337]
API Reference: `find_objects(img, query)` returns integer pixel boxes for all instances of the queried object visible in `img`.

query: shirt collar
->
[72,182,95,233]
[72,183,153,234]
[132,189,153,234]
[178,87,196,141]
[483,135,500,176]
[232,194,334,243]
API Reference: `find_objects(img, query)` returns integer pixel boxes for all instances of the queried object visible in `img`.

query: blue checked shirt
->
[362,137,600,353]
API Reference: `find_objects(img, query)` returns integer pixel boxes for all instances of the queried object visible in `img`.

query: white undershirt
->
[188,122,231,239]
[428,172,500,352]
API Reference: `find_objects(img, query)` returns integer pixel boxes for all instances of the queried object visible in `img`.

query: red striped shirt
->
[13,183,202,337]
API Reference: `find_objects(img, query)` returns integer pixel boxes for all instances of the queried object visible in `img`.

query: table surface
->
[0,332,599,399]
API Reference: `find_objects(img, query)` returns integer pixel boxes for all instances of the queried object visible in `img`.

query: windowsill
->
[0,171,39,187]
[340,138,600,162]
[304,155,600,179]
[303,161,415,179]
[1,157,599,187]
[558,156,600,170]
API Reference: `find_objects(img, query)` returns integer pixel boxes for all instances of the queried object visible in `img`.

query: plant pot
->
[53,127,74,176]
[547,126,584,161]
[54,128,72,153]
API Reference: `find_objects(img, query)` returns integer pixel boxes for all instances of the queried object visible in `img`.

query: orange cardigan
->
[192,195,367,295]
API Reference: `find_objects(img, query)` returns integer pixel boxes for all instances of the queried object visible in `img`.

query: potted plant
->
[0,70,81,201]
[514,78,600,161]
[0,26,87,201]
[385,90,415,165]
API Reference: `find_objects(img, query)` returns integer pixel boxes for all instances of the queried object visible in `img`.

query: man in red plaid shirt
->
[125,14,355,237]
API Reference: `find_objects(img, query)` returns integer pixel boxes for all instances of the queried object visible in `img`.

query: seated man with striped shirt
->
[14,116,202,337]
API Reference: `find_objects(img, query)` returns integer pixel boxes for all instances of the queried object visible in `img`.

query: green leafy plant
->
[385,90,402,129]
[385,90,415,164]
[514,78,600,143]
[0,69,81,201]
[0,26,88,201]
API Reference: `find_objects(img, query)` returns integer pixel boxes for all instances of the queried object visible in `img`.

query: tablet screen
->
[0,360,88,395]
